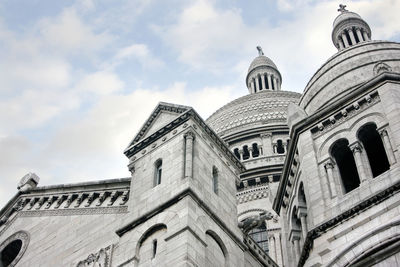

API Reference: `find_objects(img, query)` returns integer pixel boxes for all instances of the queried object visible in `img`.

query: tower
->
[274,6,400,266]
[207,48,301,266]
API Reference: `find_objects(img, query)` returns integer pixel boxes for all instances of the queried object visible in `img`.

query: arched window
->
[248,221,269,254]
[264,75,269,89]
[233,148,240,159]
[212,166,218,194]
[276,140,285,154]
[331,139,360,193]
[358,123,390,177]
[242,145,250,160]
[154,159,162,186]
[258,75,262,90]
[152,239,157,259]
[1,239,22,266]
[252,143,260,158]
[271,75,275,90]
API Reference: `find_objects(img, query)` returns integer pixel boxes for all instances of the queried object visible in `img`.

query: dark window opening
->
[234,148,240,159]
[264,75,269,89]
[242,146,250,160]
[248,221,269,253]
[212,166,219,194]
[354,28,360,43]
[252,143,260,158]
[154,159,162,186]
[345,30,353,45]
[358,124,390,177]
[1,239,22,266]
[331,139,360,193]
[258,76,262,90]
[277,140,285,154]
[152,239,157,259]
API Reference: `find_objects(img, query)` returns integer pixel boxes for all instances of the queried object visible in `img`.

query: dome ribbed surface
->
[206,90,301,136]
[248,56,278,74]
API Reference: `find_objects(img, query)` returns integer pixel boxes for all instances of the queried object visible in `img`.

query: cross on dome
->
[337,4,347,13]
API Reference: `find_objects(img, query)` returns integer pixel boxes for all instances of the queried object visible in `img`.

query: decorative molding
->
[298,181,400,266]
[310,91,380,138]
[19,206,128,217]
[373,62,392,75]
[0,230,30,267]
[77,244,113,267]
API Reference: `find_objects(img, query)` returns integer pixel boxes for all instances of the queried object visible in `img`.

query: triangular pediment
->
[127,102,190,147]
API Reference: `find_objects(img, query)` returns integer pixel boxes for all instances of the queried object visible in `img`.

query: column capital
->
[289,229,301,242]
[349,141,363,154]
[127,162,135,174]
[184,130,195,140]
[297,206,307,218]
[378,128,388,137]
[261,132,273,138]
[323,158,335,169]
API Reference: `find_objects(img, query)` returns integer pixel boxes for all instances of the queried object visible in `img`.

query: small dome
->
[333,11,362,29]
[248,56,278,74]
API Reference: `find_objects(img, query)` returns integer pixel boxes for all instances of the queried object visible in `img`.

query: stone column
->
[259,145,263,156]
[362,30,369,41]
[342,33,350,47]
[255,76,260,92]
[338,38,344,50]
[239,149,244,161]
[355,27,364,42]
[261,74,266,90]
[297,207,308,241]
[275,233,283,267]
[184,131,195,179]
[273,77,278,91]
[349,142,373,183]
[267,74,272,90]
[248,147,253,159]
[379,128,396,165]
[250,80,255,94]
[269,235,276,261]
[324,159,337,198]
[261,133,273,156]
[289,230,301,264]
[348,28,357,45]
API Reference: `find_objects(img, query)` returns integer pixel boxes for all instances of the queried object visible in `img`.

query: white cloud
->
[75,71,124,95]
[112,43,164,69]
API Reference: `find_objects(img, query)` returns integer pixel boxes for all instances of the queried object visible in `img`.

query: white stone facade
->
[1,5,400,267]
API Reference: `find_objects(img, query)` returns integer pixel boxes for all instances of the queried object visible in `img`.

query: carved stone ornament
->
[77,245,113,267]
[238,211,273,233]
[0,230,30,267]
[374,62,392,75]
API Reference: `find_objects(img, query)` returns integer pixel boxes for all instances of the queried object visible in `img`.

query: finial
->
[338,4,347,13]
[256,46,264,56]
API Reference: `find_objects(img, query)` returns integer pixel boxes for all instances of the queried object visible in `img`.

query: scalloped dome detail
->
[206,91,301,136]
[248,56,278,74]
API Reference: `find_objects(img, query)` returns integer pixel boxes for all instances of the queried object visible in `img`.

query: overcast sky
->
[1,0,400,208]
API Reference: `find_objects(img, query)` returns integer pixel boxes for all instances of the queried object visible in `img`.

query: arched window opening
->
[258,76,262,90]
[358,124,390,177]
[345,30,353,45]
[233,148,240,159]
[264,75,269,89]
[353,28,360,43]
[276,140,285,154]
[298,183,307,206]
[212,166,219,194]
[1,239,22,266]
[331,139,360,193]
[154,159,162,186]
[248,221,269,254]
[242,146,250,160]
[252,143,260,158]
[205,231,226,266]
[152,239,157,259]
[271,75,275,90]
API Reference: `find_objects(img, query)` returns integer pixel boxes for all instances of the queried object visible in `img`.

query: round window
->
[0,231,29,267]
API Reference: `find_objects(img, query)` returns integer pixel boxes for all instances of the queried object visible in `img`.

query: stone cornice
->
[273,72,400,214]
[124,108,246,172]
[297,181,400,267]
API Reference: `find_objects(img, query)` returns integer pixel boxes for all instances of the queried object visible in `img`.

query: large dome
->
[300,41,400,114]
[206,90,301,137]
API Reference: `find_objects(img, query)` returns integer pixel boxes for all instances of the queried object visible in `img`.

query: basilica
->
[1,5,400,267]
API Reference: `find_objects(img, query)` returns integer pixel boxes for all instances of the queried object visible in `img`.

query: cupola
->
[246,46,282,94]
[332,4,371,51]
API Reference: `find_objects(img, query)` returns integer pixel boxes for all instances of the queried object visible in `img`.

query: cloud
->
[75,71,124,95]
[112,43,165,69]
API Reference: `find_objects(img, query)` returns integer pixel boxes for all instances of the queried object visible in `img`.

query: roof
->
[248,55,278,74]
